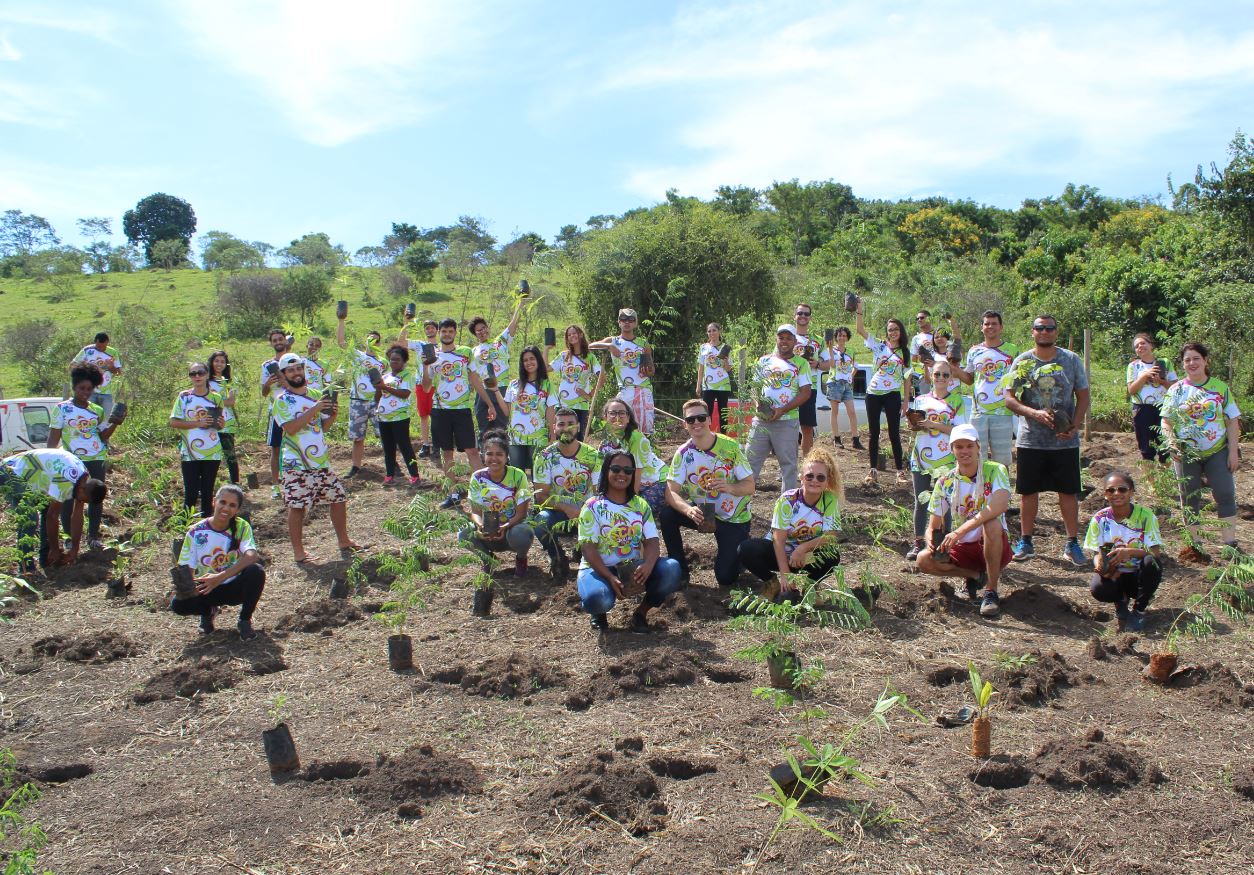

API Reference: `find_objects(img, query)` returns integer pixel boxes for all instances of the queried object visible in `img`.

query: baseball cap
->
[618,308,638,321]
[776,324,797,337]
[950,424,980,444]
[278,353,305,370]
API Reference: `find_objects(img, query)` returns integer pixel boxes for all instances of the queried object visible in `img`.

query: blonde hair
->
[801,446,844,505]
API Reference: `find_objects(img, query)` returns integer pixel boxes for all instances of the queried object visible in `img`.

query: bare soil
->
[2,434,1253,873]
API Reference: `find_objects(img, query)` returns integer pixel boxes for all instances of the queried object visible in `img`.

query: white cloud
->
[0,33,20,61]
[0,155,159,231]
[172,0,502,147]
[0,5,120,43]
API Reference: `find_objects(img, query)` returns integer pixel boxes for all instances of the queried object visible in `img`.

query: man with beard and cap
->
[532,406,602,581]
[746,324,813,492]
[260,328,292,500]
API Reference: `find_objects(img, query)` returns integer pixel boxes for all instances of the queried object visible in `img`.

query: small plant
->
[968,663,996,758]
[0,748,50,875]
[266,693,290,726]
[1161,551,1253,658]
[992,651,1037,671]
[0,573,40,620]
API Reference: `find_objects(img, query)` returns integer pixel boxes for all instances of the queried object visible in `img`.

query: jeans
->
[171,564,266,623]
[1089,561,1162,612]
[90,391,115,424]
[460,523,535,558]
[61,458,105,541]
[747,417,800,490]
[534,508,576,559]
[737,536,841,584]
[1176,450,1237,519]
[657,503,749,586]
[219,433,240,485]
[181,460,220,517]
[577,557,685,614]
[508,444,536,474]
[972,413,1014,470]
[378,419,418,478]
[864,391,903,470]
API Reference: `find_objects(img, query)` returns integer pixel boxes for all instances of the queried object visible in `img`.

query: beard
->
[557,431,576,444]
[287,374,306,388]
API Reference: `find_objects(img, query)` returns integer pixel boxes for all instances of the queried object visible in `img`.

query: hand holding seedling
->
[194,572,225,595]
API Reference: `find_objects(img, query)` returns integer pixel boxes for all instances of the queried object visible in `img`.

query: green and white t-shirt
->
[668,433,753,524]
[504,379,554,447]
[864,336,906,395]
[962,342,1020,416]
[753,353,812,421]
[1126,359,1177,407]
[771,488,842,558]
[208,378,237,435]
[471,328,513,384]
[72,345,121,390]
[178,517,258,584]
[1083,505,1163,574]
[1,448,86,503]
[598,429,667,486]
[928,460,1011,544]
[376,368,416,422]
[304,358,327,394]
[468,465,532,520]
[534,442,601,508]
[820,346,855,384]
[609,336,652,390]
[1161,377,1241,457]
[909,331,936,377]
[910,392,959,474]
[577,494,657,568]
[698,342,731,391]
[271,388,331,471]
[350,349,386,402]
[430,345,476,411]
[170,390,225,461]
[51,400,107,462]
[548,351,601,411]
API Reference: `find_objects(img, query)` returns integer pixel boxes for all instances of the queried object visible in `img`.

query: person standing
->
[469,299,525,436]
[399,316,439,458]
[792,303,824,455]
[545,325,604,440]
[376,345,421,486]
[905,361,959,560]
[591,308,657,434]
[71,332,121,422]
[1084,471,1163,631]
[503,345,556,474]
[696,323,733,434]
[746,325,813,492]
[855,302,911,485]
[533,407,602,581]
[910,310,937,395]
[1005,314,1090,565]
[169,362,225,517]
[336,317,386,480]
[48,363,119,551]
[424,317,493,508]
[1126,333,1176,464]
[954,310,1020,469]
[260,328,292,499]
[208,351,240,486]
[820,326,862,449]
[304,337,327,394]
[1,447,106,570]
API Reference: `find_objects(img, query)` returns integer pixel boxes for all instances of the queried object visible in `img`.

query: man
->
[71,332,122,422]
[746,325,813,492]
[469,299,525,436]
[260,328,292,499]
[660,398,755,586]
[910,310,937,395]
[304,337,327,393]
[791,303,826,454]
[1004,314,1090,565]
[1,447,106,571]
[916,424,1012,617]
[270,353,358,563]
[591,308,656,434]
[954,310,1020,468]
[336,315,385,479]
[424,317,494,508]
[532,407,602,581]
[399,316,440,458]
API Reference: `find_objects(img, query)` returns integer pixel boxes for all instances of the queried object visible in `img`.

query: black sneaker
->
[199,607,219,635]
[833,436,844,448]
[344,466,361,479]
[629,610,652,634]
[964,572,985,602]
[590,613,609,633]
[979,590,1000,617]
[852,437,865,450]
[417,444,432,459]
[439,490,463,510]
[237,619,257,641]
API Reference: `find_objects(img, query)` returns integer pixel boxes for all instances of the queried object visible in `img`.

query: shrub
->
[0,318,81,396]
[219,272,286,338]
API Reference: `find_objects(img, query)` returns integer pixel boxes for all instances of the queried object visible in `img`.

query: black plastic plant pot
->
[757,399,775,419]
[367,367,383,385]
[387,634,414,671]
[844,292,860,313]
[699,503,718,534]
[246,472,260,489]
[719,343,732,358]
[1052,409,1073,435]
[109,401,128,423]
[518,279,530,296]
[337,300,348,319]
[640,348,654,371]
[481,510,501,538]
[205,406,222,428]
[170,539,183,563]
[472,586,495,618]
[544,327,557,347]
[262,723,301,779]
[405,302,416,318]
[171,564,197,599]
[769,761,831,798]
[767,651,800,690]
[265,361,279,378]
[329,578,348,599]
[421,343,437,365]
[823,329,834,345]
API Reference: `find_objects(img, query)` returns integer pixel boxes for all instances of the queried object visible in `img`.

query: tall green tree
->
[279,232,346,269]
[122,193,196,261]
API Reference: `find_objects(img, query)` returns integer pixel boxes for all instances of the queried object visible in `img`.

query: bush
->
[0,318,82,397]
[382,266,413,298]
[280,266,334,325]
[219,272,286,338]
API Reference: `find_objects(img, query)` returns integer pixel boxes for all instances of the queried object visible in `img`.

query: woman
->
[545,325,604,439]
[376,345,421,486]
[1083,471,1163,632]
[1160,341,1242,555]
[208,351,240,485]
[464,431,535,576]
[170,484,265,639]
[169,361,225,516]
[906,360,959,560]
[597,398,668,512]
[48,363,119,551]
[696,323,733,433]
[504,345,555,473]
[738,448,845,599]
[855,301,911,485]
[821,326,862,449]
[577,451,684,633]
[304,337,327,394]
[1126,333,1176,463]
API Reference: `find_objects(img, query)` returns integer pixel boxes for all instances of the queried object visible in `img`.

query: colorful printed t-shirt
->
[609,336,652,390]
[820,346,855,384]
[548,351,601,411]
[170,390,225,461]
[1161,377,1241,457]
[178,517,258,584]
[771,488,842,558]
[577,494,657,569]
[430,345,476,411]
[72,345,121,390]
[962,342,1020,416]
[599,429,667,486]
[910,392,959,474]
[376,368,416,422]
[928,460,1011,544]
[208,378,236,435]
[351,349,386,401]
[304,358,327,394]
[1126,359,1177,407]
[668,433,753,524]
[864,336,906,395]
[505,379,554,447]
[1,448,87,503]
[754,353,813,421]
[534,442,601,508]
[468,466,532,521]
[471,328,512,384]
[1083,505,1163,574]
[51,400,106,462]
[909,331,936,377]
[271,388,331,471]
[698,342,731,391]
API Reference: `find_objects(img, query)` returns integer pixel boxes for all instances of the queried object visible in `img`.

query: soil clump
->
[428,651,570,698]
[274,599,364,634]
[32,631,140,663]
[564,647,704,711]
[350,745,482,818]
[529,749,668,835]
[134,658,241,703]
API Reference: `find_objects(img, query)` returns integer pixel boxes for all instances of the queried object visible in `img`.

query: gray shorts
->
[824,381,854,403]
[348,398,380,441]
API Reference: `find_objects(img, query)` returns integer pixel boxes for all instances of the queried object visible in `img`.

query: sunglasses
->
[1104,485,1131,494]
[684,413,709,424]
[802,472,827,482]
[934,372,952,378]
[794,310,811,317]
[1032,324,1058,331]
[916,315,928,321]
[189,370,208,377]
[606,409,628,417]
[618,316,637,322]
[608,465,636,475]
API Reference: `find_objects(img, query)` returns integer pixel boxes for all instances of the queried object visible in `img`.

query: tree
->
[399,240,439,282]
[122,193,197,261]
[384,222,421,254]
[713,185,763,216]
[765,179,857,264]
[354,245,391,267]
[0,210,59,256]
[218,273,286,338]
[76,216,112,240]
[280,266,334,324]
[200,231,266,271]
[0,317,81,395]
[1195,129,1254,254]
[149,238,191,270]
[555,224,582,251]
[897,207,982,255]
[279,232,346,269]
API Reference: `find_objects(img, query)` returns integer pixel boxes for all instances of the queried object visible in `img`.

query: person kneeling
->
[577,452,684,634]
[170,485,265,639]
[1084,471,1163,632]
[462,431,535,576]
[916,424,1011,618]
[533,408,601,581]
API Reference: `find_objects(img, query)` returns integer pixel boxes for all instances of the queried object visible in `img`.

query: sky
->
[2,0,1253,257]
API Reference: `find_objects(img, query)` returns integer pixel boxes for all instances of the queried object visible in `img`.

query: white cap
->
[278,353,304,370]
[776,324,797,336]
[950,423,980,444]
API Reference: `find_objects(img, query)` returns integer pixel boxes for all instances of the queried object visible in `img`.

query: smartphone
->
[328,389,338,407]
[544,326,557,347]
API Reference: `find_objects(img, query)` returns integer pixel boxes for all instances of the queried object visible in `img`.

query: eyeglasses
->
[618,316,637,322]
[934,372,952,378]
[608,465,636,475]
[916,315,928,321]
[794,310,811,317]
[1032,324,1058,331]
[802,472,827,482]
[1104,485,1131,494]
[606,409,628,417]
[684,413,709,424]
[189,370,207,377]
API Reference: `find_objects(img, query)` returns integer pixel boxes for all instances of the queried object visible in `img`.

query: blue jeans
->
[90,391,115,423]
[577,557,685,614]
[534,508,576,559]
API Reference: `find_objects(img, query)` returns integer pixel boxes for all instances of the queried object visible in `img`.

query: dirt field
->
[3,432,1253,874]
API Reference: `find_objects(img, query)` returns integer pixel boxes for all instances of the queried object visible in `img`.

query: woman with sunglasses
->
[577,451,684,634]
[696,323,733,433]
[463,430,535,576]
[546,325,604,439]
[504,345,556,474]
[1083,471,1163,631]
[906,360,960,560]
[596,397,669,512]
[376,344,421,486]
[855,301,911,485]
[169,361,226,516]
[208,351,240,485]
[737,448,844,600]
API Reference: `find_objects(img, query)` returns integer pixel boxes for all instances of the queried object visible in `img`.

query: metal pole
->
[1082,328,1091,441]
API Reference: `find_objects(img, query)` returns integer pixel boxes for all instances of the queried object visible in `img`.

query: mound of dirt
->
[992,651,1078,708]
[1030,729,1159,789]
[657,587,730,623]
[429,651,569,698]
[134,658,241,703]
[32,631,140,663]
[1233,766,1254,801]
[529,750,668,835]
[181,635,287,676]
[274,599,364,634]
[1166,663,1254,708]
[351,745,481,818]
[564,647,704,711]
[300,760,371,782]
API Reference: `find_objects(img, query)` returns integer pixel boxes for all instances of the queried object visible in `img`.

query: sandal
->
[896,469,910,485]
[862,470,878,486]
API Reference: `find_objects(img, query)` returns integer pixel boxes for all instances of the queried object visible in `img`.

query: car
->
[0,397,61,456]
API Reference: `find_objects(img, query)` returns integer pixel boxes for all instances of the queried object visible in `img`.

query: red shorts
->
[948,531,1011,573]
[415,385,435,417]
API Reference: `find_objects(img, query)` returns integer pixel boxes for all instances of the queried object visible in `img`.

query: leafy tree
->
[76,216,111,240]
[1090,206,1170,252]
[218,273,286,338]
[0,317,81,395]
[399,239,439,282]
[280,266,334,324]
[1188,282,1254,393]
[1195,129,1254,254]
[106,246,139,273]
[149,238,191,270]
[765,179,857,264]
[713,185,762,216]
[897,207,982,255]
[200,231,266,271]
[585,214,615,231]
[384,222,421,254]
[122,193,196,261]
[354,245,392,267]
[0,209,59,256]
[279,232,346,269]
[554,224,583,251]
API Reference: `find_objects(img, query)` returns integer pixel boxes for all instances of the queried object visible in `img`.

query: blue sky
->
[3,1,1253,256]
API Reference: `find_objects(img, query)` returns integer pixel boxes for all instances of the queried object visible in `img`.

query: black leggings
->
[219,433,240,484]
[865,391,904,470]
[171,564,266,623]
[181,460,220,517]
[737,537,841,583]
[1089,561,1162,613]
[379,419,418,478]
[61,458,105,540]
[702,390,732,431]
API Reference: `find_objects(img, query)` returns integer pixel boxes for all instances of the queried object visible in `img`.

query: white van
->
[0,397,61,456]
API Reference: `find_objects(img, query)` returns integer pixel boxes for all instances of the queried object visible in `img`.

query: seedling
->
[992,651,1037,671]
[1145,550,1253,683]
[968,663,996,758]
[0,748,50,874]
[266,693,290,727]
